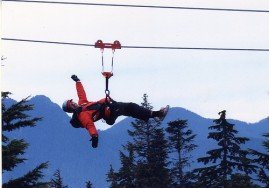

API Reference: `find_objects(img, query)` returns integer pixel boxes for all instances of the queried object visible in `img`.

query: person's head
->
[62,99,79,113]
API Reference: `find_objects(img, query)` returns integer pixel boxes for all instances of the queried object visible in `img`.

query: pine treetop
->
[195,110,257,187]
[2,93,42,132]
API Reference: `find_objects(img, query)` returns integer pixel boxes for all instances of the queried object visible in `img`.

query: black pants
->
[104,101,151,125]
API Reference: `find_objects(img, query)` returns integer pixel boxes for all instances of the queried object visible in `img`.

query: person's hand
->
[71,75,80,82]
[90,135,98,148]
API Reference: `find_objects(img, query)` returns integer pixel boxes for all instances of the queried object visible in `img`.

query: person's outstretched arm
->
[71,75,88,105]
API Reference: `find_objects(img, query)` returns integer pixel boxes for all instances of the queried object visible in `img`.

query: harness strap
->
[84,103,106,120]
[71,100,118,128]
[73,103,105,118]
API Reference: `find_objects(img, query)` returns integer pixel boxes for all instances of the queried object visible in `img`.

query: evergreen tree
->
[3,163,49,188]
[166,119,197,187]
[2,92,49,187]
[116,144,136,188]
[127,94,171,188]
[107,94,171,188]
[106,165,120,188]
[85,180,93,188]
[250,133,269,187]
[49,169,68,188]
[227,173,260,188]
[195,110,257,188]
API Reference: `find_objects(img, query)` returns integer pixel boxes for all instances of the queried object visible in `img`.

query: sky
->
[1,0,269,130]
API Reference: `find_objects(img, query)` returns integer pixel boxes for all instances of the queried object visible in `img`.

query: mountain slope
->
[2,95,268,187]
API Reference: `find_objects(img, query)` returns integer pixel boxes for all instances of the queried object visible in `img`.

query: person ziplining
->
[62,40,169,148]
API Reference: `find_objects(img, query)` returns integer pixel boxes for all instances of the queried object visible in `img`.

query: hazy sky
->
[2,0,269,129]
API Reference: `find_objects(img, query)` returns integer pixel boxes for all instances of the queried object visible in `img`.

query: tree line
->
[2,92,269,187]
[106,94,269,188]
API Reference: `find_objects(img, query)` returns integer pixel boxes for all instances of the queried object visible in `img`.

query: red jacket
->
[76,82,111,137]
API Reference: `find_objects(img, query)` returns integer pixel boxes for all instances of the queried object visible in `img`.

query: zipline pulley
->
[95,40,121,100]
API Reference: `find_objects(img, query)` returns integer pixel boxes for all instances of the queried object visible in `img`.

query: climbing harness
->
[95,40,121,102]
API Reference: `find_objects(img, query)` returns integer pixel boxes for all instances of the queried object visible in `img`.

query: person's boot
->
[154,105,170,121]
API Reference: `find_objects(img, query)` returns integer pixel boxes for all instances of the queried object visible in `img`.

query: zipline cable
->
[3,0,269,13]
[1,38,95,47]
[2,38,269,52]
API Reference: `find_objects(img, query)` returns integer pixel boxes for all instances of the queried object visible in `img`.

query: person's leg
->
[116,102,152,122]
[105,101,169,124]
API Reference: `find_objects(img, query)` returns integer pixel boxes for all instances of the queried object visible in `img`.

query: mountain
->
[2,95,268,187]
